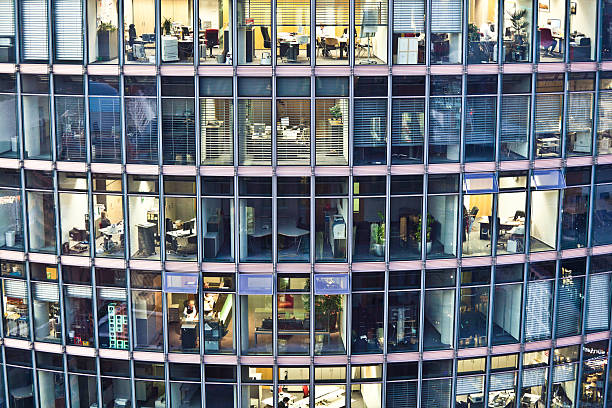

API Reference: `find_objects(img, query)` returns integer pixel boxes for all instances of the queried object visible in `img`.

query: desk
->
[278,33,309,62]
[167,229,197,254]
[278,223,309,254]
[181,321,198,349]
[261,385,345,407]
[318,36,348,59]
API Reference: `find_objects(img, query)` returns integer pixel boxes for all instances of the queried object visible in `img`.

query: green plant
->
[375,211,385,245]
[415,214,435,242]
[329,104,342,120]
[97,21,117,32]
[162,17,173,35]
[508,9,529,37]
[468,23,480,42]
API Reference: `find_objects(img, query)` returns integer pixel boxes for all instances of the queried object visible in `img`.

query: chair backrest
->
[261,26,271,42]
[540,28,553,41]
[325,37,339,46]
[205,29,219,45]
[579,37,591,46]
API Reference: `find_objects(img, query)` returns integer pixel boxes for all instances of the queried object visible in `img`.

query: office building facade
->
[0,0,611,406]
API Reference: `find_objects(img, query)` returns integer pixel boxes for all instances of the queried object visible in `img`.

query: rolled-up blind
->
[597,92,612,134]
[21,0,49,60]
[524,280,552,341]
[421,379,451,407]
[522,368,547,387]
[66,285,92,298]
[501,95,530,143]
[33,282,59,302]
[54,0,83,61]
[586,273,610,332]
[555,276,583,338]
[431,0,462,33]
[315,99,348,165]
[489,372,515,392]
[238,99,272,165]
[277,99,310,165]
[355,0,388,26]
[200,99,233,165]
[456,375,484,396]
[354,99,387,147]
[4,279,27,298]
[0,0,15,37]
[162,98,196,164]
[98,287,127,301]
[316,0,349,25]
[553,363,576,384]
[392,98,424,146]
[567,93,593,132]
[89,96,122,162]
[465,96,496,145]
[535,94,563,133]
[277,0,309,26]
[386,381,417,408]
[429,97,461,145]
[393,0,425,32]
[243,0,272,26]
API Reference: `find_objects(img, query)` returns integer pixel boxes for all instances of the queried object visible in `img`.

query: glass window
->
[351,292,383,354]
[567,77,594,157]
[87,0,119,63]
[20,0,49,61]
[390,180,422,261]
[162,97,196,165]
[168,289,200,352]
[503,0,532,62]
[0,74,19,158]
[0,2,16,63]
[315,0,349,65]
[277,197,310,262]
[198,0,232,64]
[391,98,424,164]
[529,189,559,252]
[125,78,158,164]
[392,0,425,64]
[97,287,129,349]
[32,281,61,342]
[132,286,163,351]
[536,0,565,62]
[27,191,57,253]
[277,99,310,165]
[65,285,94,346]
[238,99,272,165]
[464,96,496,162]
[124,0,156,63]
[3,278,30,339]
[568,0,595,61]
[128,195,160,259]
[69,373,98,408]
[201,98,233,165]
[426,191,458,259]
[90,96,122,163]
[353,195,385,261]
[277,277,310,355]
[203,195,234,262]
[353,98,387,165]
[524,278,553,342]
[59,192,90,256]
[354,0,388,64]
[276,0,310,64]
[93,193,124,258]
[236,0,271,65]
[240,295,273,355]
[429,97,461,163]
[388,290,419,352]
[430,0,463,63]
[580,341,608,407]
[467,0,498,63]
[315,98,349,165]
[164,196,197,261]
[458,286,489,348]
[22,86,51,160]
[0,188,23,251]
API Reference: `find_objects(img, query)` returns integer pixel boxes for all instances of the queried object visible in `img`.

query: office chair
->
[181,26,189,40]
[261,26,272,50]
[205,29,219,57]
[539,28,556,56]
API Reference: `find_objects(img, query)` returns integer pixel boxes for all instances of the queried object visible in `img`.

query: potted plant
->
[370,211,385,257]
[328,104,343,126]
[315,295,342,332]
[415,214,435,253]
[508,9,528,42]
[162,17,173,36]
[97,21,118,61]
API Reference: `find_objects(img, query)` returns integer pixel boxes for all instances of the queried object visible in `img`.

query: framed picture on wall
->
[539,0,550,11]
[570,2,577,14]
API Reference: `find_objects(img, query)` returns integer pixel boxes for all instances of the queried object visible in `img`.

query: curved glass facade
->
[0,0,612,406]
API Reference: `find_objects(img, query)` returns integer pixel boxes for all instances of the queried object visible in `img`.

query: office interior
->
[354,0,388,64]
[520,350,549,407]
[277,279,310,354]
[164,197,197,260]
[202,197,234,261]
[238,100,272,166]
[239,198,273,262]
[314,198,348,262]
[0,94,18,158]
[2,279,29,339]
[0,189,22,251]
[314,294,347,355]
[200,98,233,165]
[275,0,311,64]
[32,280,62,343]
[503,0,533,63]
[202,291,233,353]
[537,0,596,62]
[426,195,459,259]
[93,193,125,257]
[276,99,311,165]
[129,194,160,259]
[277,198,310,262]
[167,292,200,352]
[22,95,51,160]
[352,197,386,261]
[132,287,164,351]
[59,192,90,256]
[389,196,422,260]
[529,190,560,251]
[27,191,57,253]
[315,0,350,65]
[135,378,166,407]
[240,295,273,355]
[64,286,94,346]
[87,0,120,63]
[315,99,349,166]
[467,0,499,64]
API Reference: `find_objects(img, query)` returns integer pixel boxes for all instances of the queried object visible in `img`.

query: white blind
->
[21,0,49,60]
[567,93,593,132]
[0,0,15,36]
[456,375,484,395]
[98,287,127,301]
[315,99,348,165]
[393,0,424,32]
[277,0,309,26]
[316,0,349,25]
[200,99,233,165]
[535,94,563,134]
[501,95,530,143]
[429,97,461,145]
[465,96,496,145]
[524,280,552,341]
[66,285,92,298]
[489,372,515,392]
[431,0,462,33]
[355,0,388,26]
[553,363,576,384]
[54,0,83,60]
[555,277,583,338]
[597,92,612,133]
[386,381,417,408]
[34,282,59,302]
[238,99,272,165]
[4,279,27,298]
[522,368,547,387]
[392,98,424,146]
[586,273,610,332]
[354,99,387,147]
[243,0,272,26]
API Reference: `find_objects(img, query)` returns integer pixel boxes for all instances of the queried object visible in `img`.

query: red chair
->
[539,28,556,55]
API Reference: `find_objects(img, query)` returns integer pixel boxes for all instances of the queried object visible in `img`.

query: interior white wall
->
[129,196,159,254]
[23,95,49,158]
[493,284,521,340]
[27,192,45,250]
[0,193,20,244]
[33,300,51,339]
[530,190,558,248]
[498,191,526,220]
[0,96,17,146]
[425,289,455,346]
[361,383,382,408]
[569,0,596,58]
[59,193,89,245]
[428,195,458,254]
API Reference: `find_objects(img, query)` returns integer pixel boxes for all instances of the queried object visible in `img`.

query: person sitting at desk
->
[99,211,111,229]
[278,397,290,408]
[183,299,197,321]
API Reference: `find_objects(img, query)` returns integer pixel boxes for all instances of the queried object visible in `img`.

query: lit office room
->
[238,77,272,165]
[202,273,234,353]
[529,169,564,252]
[58,173,90,256]
[350,365,383,407]
[277,275,310,354]
[314,77,349,166]
[502,0,532,63]
[131,270,164,351]
[236,0,272,64]
[315,0,349,64]
[93,174,124,258]
[164,176,197,261]
[2,278,30,339]
[31,265,62,343]
[426,175,459,259]
[354,0,388,64]
[276,0,311,64]
[128,175,161,259]
[276,78,311,165]
[87,0,119,63]
[198,0,232,64]
[537,0,596,62]
[124,0,156,63]
[160,0,195,63]
[240,366,274,407]
[241,292,274,355]
[496,172,527,254]
[166,273,200,352]
[466,0,498,64]
[200,77,233,166]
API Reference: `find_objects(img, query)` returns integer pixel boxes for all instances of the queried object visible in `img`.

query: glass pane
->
[236,0,271,64]
[277,198,310,262]
[168,292,199,352]
[240,295,273,354]
[201,98,233,165]
[388,291,419,352]
[355,0,388,64]
[126,96,158,164]
[277,0,310,64]
[27,191,57,253]
[351,292,383,354]
[132,289,163,350]
[124,0,156,63]
[238,99,272,165]
[90,96,122,163]
[128,196,160,259]
[529,190,559,252]
[503,0,533,62]
[203,197,234,261]
[0,188,23,251]
[239,198,272,262]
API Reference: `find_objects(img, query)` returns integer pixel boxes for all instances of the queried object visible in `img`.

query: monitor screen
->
[547,19,561,29]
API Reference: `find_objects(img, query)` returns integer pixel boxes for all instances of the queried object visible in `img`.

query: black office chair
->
[260,26,272,50]
[205,29,219,57]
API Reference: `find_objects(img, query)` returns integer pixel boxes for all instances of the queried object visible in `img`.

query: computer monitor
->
[253,123,266,135]
[547,19,562,29]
